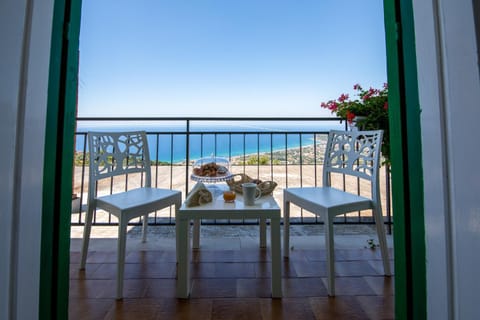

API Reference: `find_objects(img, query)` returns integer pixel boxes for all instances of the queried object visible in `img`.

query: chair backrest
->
[322,130,383,201]
[87,131,152,199]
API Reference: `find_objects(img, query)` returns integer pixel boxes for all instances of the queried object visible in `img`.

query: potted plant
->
[320,83,390,165]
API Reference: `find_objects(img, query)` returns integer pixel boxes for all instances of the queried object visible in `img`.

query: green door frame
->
[40,0,82,318]
[40,1,427,319]
[383,1,426,319]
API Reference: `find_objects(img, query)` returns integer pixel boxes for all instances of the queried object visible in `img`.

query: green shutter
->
[383,1,426,319]
[40,0,82,318]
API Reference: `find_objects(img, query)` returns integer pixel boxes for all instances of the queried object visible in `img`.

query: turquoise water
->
[75,121,344,163]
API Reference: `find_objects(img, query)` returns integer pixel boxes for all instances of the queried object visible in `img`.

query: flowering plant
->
[320,83,390,164]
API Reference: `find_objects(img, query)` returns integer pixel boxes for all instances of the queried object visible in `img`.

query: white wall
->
[0,1,26,318]
[412,1,450,318]
[413,0,480,319]
[0,0,54,318]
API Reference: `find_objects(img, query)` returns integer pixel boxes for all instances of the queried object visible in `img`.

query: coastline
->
[176,134,328,166]
[229,139,327,165]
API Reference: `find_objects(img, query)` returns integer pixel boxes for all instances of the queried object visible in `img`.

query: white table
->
[176,192,282,298]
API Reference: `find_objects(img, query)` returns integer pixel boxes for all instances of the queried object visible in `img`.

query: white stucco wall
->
[414,0,480,319]
[0,1,27,318]
[0,0,54,318]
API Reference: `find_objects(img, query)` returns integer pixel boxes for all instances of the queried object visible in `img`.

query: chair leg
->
[80,205,94,269]
[373,208,391,275]
[174,200,181,263]
[283,199,290,258]
[142,213,148,243]
[116,217,128,300]
[325,212,335,296]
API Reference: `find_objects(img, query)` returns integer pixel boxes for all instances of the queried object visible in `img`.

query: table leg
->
[270,216,282,298]
[176,217,191,298]
[260,217,266,248]
[193,218,200,249]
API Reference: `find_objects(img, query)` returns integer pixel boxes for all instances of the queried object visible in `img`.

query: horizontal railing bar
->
[75,130,335,135]
[76,116,342,121]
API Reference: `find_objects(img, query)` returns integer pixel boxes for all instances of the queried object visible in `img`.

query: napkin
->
[185,182,213,207]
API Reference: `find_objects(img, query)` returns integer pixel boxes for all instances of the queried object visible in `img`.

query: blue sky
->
[78,0,386,117]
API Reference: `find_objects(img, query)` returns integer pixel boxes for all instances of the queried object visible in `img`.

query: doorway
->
[42,0,426,319]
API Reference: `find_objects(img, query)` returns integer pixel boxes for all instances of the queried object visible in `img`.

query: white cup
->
[242,182,261,205]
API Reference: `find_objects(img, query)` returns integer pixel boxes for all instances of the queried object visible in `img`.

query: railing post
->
[185,120,190,194]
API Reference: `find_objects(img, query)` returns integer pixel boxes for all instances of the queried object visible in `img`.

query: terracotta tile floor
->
[69,225,394,319]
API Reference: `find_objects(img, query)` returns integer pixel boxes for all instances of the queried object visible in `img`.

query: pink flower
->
[383,101,388,110]
[353,84,361,90]
[328,101,338,112]
[338,93,349,102]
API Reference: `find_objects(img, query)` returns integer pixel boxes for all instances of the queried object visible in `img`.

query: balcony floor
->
[69,225,394,320]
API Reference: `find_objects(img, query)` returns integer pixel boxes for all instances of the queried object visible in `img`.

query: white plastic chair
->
[283,130,391,296]
[79,131,182,299]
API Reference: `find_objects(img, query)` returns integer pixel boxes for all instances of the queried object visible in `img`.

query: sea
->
[75,120,346,163]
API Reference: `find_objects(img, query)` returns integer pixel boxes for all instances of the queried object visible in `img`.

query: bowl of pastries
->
[191,157,233,182]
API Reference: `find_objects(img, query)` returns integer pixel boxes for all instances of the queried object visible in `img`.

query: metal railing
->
[71,117,392,232]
